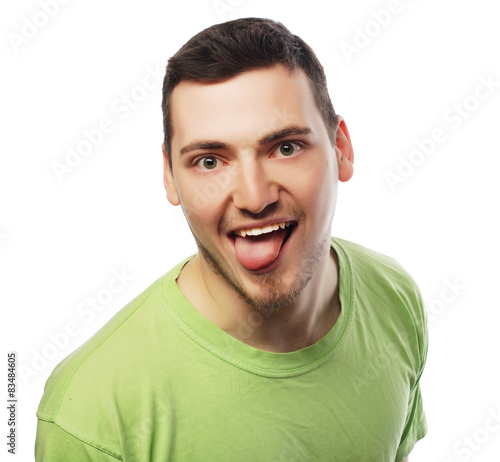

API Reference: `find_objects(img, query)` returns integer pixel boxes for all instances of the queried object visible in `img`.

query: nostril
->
[232,183,279,214]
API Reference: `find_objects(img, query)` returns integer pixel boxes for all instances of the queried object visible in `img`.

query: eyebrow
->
[180,141,229,155]
[179,125,313,156]
[258,125,312,145]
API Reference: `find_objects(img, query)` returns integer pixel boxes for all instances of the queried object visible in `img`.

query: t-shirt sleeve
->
[35,419,121,461]
[395,275,429,462]
[395,383,427,461]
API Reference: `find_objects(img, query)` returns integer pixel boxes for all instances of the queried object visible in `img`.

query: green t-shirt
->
[36,237,427,461]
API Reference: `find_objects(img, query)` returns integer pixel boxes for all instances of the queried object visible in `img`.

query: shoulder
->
[37,263,182,423]
[333,237,428,377]
[332,236,424,307]
[35,260,193,458]
[333,237,415,279]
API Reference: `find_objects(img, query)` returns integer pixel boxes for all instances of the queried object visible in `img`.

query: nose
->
[231,160,279,214]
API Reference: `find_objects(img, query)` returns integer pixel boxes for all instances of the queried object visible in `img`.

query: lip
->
[227,221,297,274]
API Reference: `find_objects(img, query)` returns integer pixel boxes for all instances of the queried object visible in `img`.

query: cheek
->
[176,175,227,232]
[293,158,337,209]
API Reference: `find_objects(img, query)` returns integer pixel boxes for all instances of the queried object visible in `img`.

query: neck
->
[177,248,341,353]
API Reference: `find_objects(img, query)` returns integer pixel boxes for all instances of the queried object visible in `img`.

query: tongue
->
[234,228,287,271]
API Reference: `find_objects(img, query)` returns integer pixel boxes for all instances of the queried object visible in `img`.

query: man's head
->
[162,17,338,169]
[161,18,354,313]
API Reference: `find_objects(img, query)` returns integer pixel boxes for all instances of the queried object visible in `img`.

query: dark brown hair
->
[162,17,338,168]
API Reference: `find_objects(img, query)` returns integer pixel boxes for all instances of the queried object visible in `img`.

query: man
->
[36,18,427,461]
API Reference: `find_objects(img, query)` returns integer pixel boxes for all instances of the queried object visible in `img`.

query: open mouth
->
[229,221,295,271]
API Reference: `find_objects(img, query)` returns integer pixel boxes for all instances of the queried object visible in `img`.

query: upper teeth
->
[235,222,291,237]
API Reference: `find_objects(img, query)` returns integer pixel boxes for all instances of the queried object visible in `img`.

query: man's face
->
[164,65,350,312]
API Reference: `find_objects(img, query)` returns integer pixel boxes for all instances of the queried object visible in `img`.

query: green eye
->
[277,142,300,157]
[201,157,217,170]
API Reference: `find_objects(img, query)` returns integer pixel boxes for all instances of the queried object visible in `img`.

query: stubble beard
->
[195,232,330,314]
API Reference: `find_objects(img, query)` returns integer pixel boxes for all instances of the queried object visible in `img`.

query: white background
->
[2,0,499,460]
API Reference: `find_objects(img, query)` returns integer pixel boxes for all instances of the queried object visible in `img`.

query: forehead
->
[169,65,324,152]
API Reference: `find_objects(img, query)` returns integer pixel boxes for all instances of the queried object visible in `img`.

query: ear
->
[162,143,180,206]
[334,116,354,182]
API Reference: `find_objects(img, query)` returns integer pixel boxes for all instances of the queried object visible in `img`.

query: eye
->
[273,142,302,157]
[195,156,220,171]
